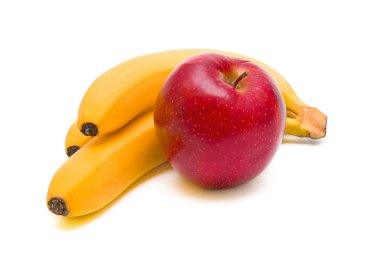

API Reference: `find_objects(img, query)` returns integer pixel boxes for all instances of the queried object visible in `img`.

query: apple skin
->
[154,53,286,189]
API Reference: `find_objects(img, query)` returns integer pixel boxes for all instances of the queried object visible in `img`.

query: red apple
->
[154,53,286,189]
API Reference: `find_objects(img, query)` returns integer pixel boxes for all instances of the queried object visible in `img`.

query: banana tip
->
[48,197,68,216]
[66,146,80,157]
[81,123,98,136]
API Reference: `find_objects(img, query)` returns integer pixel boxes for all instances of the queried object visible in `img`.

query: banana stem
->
[285,106,327,138]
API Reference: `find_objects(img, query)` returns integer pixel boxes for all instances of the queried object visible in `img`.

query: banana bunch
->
[47,49,327,217]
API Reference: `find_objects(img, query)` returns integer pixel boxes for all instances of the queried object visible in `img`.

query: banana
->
[78,49,327,138]
[65,122,92,157]
[47,110,166,217]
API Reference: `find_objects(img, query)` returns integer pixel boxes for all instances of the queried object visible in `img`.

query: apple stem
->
[232,72,249,88]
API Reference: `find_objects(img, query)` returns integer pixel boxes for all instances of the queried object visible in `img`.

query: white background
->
[0,0,379,252]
